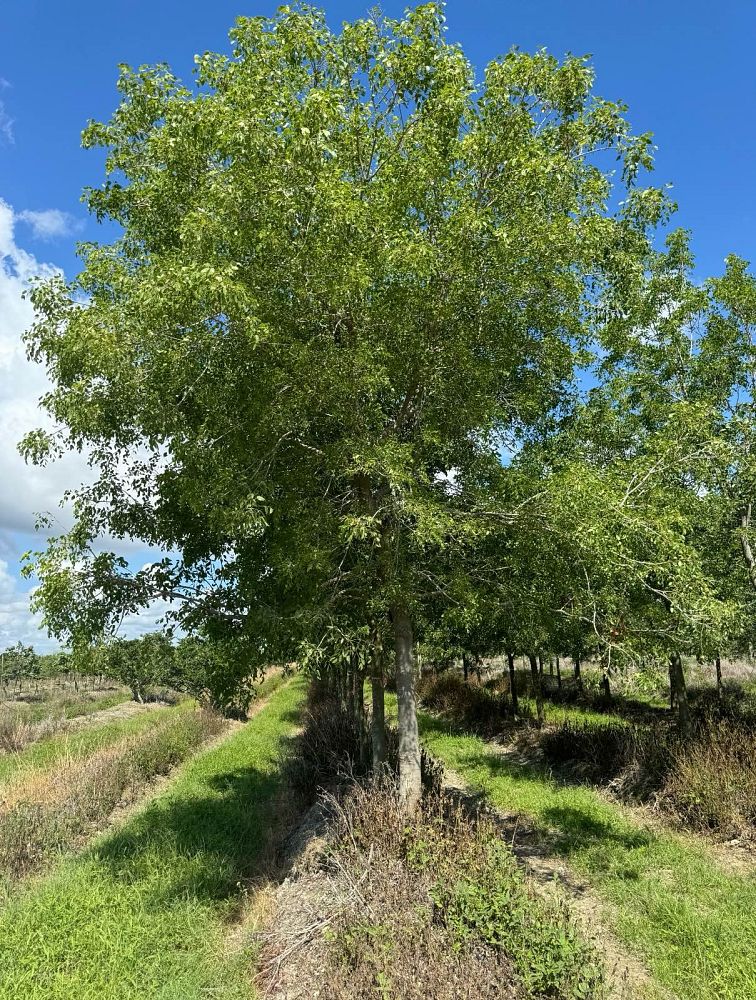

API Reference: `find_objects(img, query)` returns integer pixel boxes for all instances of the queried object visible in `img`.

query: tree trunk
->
[371,654,387,771]
[549,657,554,676]
[573,655,582,690]
[740,504,756,590]
[600,672,611,704]
[715,654,722,702]
[346,657,356,722]
[669,652,691,735]
[528,653,544,725]
[556,655,562,691]
[353,662,368,769]
[393,606,421,814]
[507,652,519,716]
[462,653,469,682]
[538,655,544,677]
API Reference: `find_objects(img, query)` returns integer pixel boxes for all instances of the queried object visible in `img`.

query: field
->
[1,660,754,999]
[409,661,756,1000]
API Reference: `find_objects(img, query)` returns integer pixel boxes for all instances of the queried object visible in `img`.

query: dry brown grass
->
[259,774,606,1000]
[0,708,225,878]
[660,722,756,838]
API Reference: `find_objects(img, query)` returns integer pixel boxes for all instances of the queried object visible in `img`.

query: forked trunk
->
[393,605,421,814]
[507,652,519,716]
[528,653,544,725]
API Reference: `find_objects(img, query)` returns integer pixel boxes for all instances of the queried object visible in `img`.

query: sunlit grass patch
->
[419,709,756,1000]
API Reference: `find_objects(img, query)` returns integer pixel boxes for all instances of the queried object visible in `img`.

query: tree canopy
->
[21,2,756,808]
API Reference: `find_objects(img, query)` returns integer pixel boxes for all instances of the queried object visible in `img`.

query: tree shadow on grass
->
[89,729,301,912]
[419,708,654,870]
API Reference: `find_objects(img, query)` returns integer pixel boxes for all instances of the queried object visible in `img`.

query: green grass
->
[0,702,189,785]
[418,708,756,1000]
[0,676,306,1000]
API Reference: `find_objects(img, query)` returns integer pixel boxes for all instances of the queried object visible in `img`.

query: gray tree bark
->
[394,605,421,813]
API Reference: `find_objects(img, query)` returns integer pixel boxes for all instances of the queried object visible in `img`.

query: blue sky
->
[0,0,754,647]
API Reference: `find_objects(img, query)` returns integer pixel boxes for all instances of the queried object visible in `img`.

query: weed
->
[318,776,604,1000]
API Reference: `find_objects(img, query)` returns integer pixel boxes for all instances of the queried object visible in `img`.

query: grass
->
[1,687,131,723]
[417,708,756,1000]
[0,702,187,786]
[0,689,134,753]
[0,708,225,881]
[0,676,306,1000]
[316,776,605,1000]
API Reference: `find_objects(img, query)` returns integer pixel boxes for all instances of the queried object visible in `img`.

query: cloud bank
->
[0,198,169,650]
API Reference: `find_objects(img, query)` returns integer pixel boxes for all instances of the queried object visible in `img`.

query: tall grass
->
[0,677,306,1000]
[0,702,186,786]
[0,709,225,880]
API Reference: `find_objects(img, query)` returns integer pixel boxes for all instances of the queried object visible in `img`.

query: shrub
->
[661,723,756,838]
[542,711,756,840]
[318,777,605,1000]
[418,671,528,734]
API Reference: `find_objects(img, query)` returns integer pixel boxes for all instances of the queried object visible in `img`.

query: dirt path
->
[441,761,673,1000]
[65,697,166,730]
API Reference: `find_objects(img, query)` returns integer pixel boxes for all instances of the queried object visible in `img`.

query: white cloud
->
[16,208,84,242]
[0,559,45,648]
[0,198,168,649]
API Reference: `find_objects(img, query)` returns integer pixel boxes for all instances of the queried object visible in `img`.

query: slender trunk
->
[528,653,544,725]
[393,606,421,814]
[740,504,756,590]
[669,652,691,735]
[600,672,611,704]
[573,655,582,690]
[556,655,562,691]
[346,657,356,721]
[353,663,368,769]
[549,657,554,677]
[462,653,469,682]
[507,652,519,716]
[475,657,482,684]
[371,669,387,771]
[538,655,544,677]
[715,655,722,702]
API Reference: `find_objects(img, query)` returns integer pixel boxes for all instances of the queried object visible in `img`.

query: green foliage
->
[101,633,174,702]
[429,839,603,998]
[20,2,678,722]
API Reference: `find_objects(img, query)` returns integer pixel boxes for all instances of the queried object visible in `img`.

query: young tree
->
[23,4,674,811]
